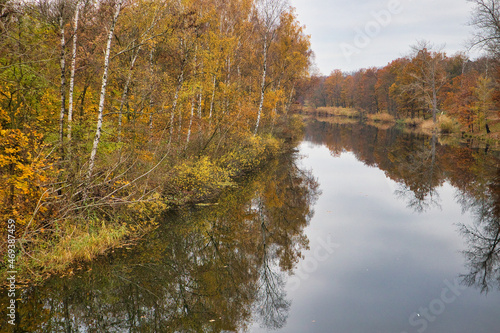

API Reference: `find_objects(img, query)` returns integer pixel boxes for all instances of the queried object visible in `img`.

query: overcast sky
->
[291,0,485,74]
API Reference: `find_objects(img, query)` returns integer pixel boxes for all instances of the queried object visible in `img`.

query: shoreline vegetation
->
[296,106,500,149]
[0,0,312,286]
[0,115,306,286]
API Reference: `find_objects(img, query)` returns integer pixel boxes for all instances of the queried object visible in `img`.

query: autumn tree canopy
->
[0,0,312,247]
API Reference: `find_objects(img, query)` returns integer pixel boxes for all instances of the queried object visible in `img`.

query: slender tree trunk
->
[118,46,141,142]
[86,0,122,184]
[209,75,216,128]
[285,84,295,114]
[432,81,437,124]
[255,34,268,134]
[186,93,195,145]
[59,16,67,155]
[168,70,184,144]
[197,90,202,119]
[148,46,155,145]
[79,83,88,120]
[148,112,153,143]
[186,49,199,146]
[67,2,80,142]
[224,56,231,114]
[177,100,183,141]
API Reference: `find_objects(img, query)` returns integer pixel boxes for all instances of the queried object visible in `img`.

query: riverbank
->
[296,106,500,149]
[0,115,305,286]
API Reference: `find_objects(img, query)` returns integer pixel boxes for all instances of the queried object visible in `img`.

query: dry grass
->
[418,115,458,135]
[366,112,395,123]
[7,221,130,283]
[316,116,358,125]
[437,115,456,134]
[316,107,361,118]
[420,119,439,134]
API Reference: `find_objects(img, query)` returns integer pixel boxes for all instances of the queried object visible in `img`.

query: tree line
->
[0,0,311,244]
[299,43,495,133]
[299,0,500,135]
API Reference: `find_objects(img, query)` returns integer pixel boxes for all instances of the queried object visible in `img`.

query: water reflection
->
[0,153,320,332]
[459,168,500,294]
[2,118,500,332]
[305,118,500,295]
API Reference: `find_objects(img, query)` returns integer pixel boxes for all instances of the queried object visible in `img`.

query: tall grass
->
[315,107,361,118]
[366,112,395,123]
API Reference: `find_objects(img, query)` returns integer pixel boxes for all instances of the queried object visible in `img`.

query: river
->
[1,117,500,332]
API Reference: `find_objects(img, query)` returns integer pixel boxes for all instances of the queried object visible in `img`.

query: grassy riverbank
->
[297,106,500,147]
[0,116,305,286]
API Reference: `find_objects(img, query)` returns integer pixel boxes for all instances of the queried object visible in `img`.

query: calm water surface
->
[1,118,499,332]
[252,119,500,333]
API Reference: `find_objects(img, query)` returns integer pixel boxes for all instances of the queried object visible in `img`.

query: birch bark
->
[59,15,66,152]
[86,0,123,183]
[67,1,80,142]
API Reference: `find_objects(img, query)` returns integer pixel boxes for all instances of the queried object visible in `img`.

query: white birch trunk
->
[59,16,66,151]
[67,2,80,142]
[186,94,195,145]
[86,0,122,183]
[255,34,268,135]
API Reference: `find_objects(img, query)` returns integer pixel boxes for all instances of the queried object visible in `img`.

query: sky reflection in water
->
[250,121,500,333]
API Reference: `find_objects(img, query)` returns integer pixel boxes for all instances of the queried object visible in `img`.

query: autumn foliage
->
[299,45,498,135]
[0,0,311,280]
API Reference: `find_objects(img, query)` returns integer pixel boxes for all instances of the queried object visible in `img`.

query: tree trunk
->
[86,0,122,184]
[59,15,66,155]
[197,90,202,119]
[168,70,184,144]
[209,75,216,128]
[285,84,295,114]
[186,94,195,145]
[118,46,141,143]
[67,2,80,142]
[255,34,268,134]
[148,112,153,144]
[432,77,437,124]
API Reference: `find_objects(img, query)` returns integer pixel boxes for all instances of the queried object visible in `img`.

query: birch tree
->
[67,0,80,142]
[254,0,288,134]
[86,0,123,183]
[58,7,67,152]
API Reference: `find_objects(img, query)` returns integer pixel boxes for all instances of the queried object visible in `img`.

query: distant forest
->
[296,0,500,136]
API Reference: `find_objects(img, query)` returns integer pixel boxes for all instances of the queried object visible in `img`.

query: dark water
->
[2,118,500,332]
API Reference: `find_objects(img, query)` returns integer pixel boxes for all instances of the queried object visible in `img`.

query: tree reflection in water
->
[459,168,500,294]
[305,118,500,294]
[0,152,320,332]
[393,134,442,213]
